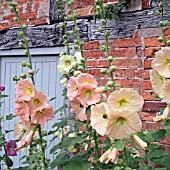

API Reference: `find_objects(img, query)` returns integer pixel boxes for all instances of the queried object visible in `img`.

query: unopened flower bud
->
[27,64,31,68]
[24,50,28,55]
[167,40,170,46]
[81,58,85,62]
[108,56,114,62]
[19,42,24,48]
[9,2,17,7]
[159,2,163,8]
[73,70,81,77]
[10,8,14,12]
[80,41,85,46]
[159,21,164,27]
[68,146,77,153]
[158,36,164,42]
[163,20,169,26]
[110,65,116,72]
[27,69,34,75]
[155,10,160,16]
[153,115,164,123]
[102,19,106,25]
[13,17,18,22]
[103,85,108,93]
[162,106,170,120]
[74,39,79,44]
[60,78,67,85]
[107,81,114,87]
[95,87,105,93]
[98,27,103,32]
[18,31,24,37]
[68,132,77,138]
[19,73,27,79]
[21,61,27,67]
[100,68,107,74]
[132,135,147,150]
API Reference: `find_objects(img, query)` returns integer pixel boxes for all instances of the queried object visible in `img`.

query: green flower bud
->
[158,36,164,42]
[64,40,68,44]
[159,21,164,27]
[108,56,113,62]
[74,45,79,50]
[19,73,27,79]
[100,45,106,52]
[159,2,164,8]
[81,58,85,62]
[164,20,169,26]
[100,68,107,74]
[68,15,73,20]
[18,42,24,48]
[80,41,85,46]
[22,24,27,30]
[17,31,24,37]
[103,85,108,93]
[74,39,79,44]
[98,27,103,32]
[103,4,108,8]
[155,10,160,16]
[69,46,73,50]
[101,19,106,25]
[167,40,170,46]
[13,75,18,81]
[9,2,17,7]
[164,6,169,11]
[10,8,14,12]
[24,50,28,55]
[107,31,111,37]
[27,64,31,68]
[13,17,18,22]
[75,27,79,32]
[69,30,74,35]
[73,14,77,19]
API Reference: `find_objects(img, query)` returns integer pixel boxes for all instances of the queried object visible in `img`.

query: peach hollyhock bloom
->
[99,148,118,164]
[90,102,109,136]
[70,99,87,121]
[14,122,26,140]
[57,54,76,74]
[151,47,170,78]
[77,73,97,89]
[67,77,78,101]
[15,128,36,151]
[27,90,49,112]
[15,80,35,101]
[14,100,30,122]
[31,106,54,125]
[153,106,170,122]
[76,85,101,107]
[132,135,147,150]
[106,110,142,140]
[162,80,170,103]
[150,69,166,98]
[107,88,144,112]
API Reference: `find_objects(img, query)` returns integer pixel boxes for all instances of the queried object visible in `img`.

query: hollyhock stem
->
[3,145,10,169]
[123,147,129,167]
[13,6,35,85]
[38,124,48,170]
[93,131,101,169]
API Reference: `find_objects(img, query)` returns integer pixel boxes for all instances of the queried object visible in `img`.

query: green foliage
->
[115,139,126,151]
[152,129,166,140]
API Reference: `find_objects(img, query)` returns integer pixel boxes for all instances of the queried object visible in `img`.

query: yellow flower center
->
[32,98,41,106]
[85,90,93,96]
[118,98,128,108]
[116,117,126,125]
[65,60,71,66]
[26,88,33,95]
[165,58,170,67]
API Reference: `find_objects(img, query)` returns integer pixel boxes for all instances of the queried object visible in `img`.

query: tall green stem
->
[38,124,48,170]
[123,147,129,167]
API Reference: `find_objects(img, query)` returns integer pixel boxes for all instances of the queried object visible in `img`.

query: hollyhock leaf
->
[5,156,13,167]
[52,121,67,128]
[50,97,57,101]
[50,152,69,168]
[145,148,165,159]
[6,114,15,120]
[5,130,14,134]
[152,129,166,140]
[55,104,68,114]
[68,137,85,148]
[115,139,126,151]
[140,165,152,170]
[164,119,170,136]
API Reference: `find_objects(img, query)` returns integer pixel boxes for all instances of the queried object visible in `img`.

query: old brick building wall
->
[0,0,170,149]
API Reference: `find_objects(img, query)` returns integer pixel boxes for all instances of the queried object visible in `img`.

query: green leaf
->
[152,129,166,140]
[52,121,68,128]
[115,138,126,151]
[145,147,165,159]
[55,104,68,114]
[5,130,14,133]
[50,152,69,168]
[164,119,170,136]
[50,97,57,101]
[48,130,57,135]
[140,165,151,170]
[68,136,85,148]
[6,114,15,120]
[160,108,165,115]
[5,156,13,167]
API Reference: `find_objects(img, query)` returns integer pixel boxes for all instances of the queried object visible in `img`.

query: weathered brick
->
[142,80,152,90]
[84,41,100,50]
[144,59,153,69]
[142,91,158,101]
[144,37,164,47]
[84,50,105,59]
[113,37,141,48]
[142,0,150,9]
[140,111,157,121]
[144,47,160,57]
[109,48,136,57]
[86,59,108,68]
[82,0,95,6]
[74,6,92,17]
[143,101,167,112]
[144,69,151,80]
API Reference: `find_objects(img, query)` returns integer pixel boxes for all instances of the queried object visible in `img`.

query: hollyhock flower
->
[15,128,36,151]
[90,103,109,136]
[31,106,54,125]
[14,100,30,122]
[15,80,35,101]
[27,90,49,112]
[150,69,165,98]
[0,86,5,92]
[162,80,170,103]
[77,73,97,89]
[74,52,83,64]
[63,126,71,135]
[99,148,118,164]
[67,77,78,101]
[56,127,63,140]
[5,140,17,156]
[77,85,101,107]
[14,122,26,140]
[132,135,147,150]
[151,47,170,78]
[57,54,76,74]
[70,99,87,121]
[153,106,170,122]
[106,110,142,140]
[107,88,144,112]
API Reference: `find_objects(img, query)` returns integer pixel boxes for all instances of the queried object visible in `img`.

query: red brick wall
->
[0,0,50,30]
